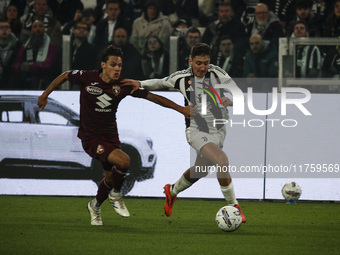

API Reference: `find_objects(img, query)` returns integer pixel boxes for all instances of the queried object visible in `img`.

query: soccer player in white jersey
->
[122,43,246,222]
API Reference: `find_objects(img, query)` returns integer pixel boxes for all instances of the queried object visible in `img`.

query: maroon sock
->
[95,178,112,204]
[111,166,128,192]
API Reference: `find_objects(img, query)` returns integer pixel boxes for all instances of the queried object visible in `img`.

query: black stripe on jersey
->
[203,71,224,131]
[169,68,192,80]
[209,71,224,99]
[194,114,209,133]
[184,76,192,91]
[209,64,227,76]
[174,77,184,90]
[209,67,233,97]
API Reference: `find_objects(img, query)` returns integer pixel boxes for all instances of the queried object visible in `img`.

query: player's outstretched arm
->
[121,78,173,93]
[121,79,141,94]
[146,92,196,119]
[38,71,70,110]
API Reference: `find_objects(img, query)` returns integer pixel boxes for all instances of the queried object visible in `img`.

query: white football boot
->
[87,200,103,225]
[108,191,130,217]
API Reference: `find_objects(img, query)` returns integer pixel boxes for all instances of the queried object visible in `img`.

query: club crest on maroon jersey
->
[112,85,121,95]
[96,144,105,154]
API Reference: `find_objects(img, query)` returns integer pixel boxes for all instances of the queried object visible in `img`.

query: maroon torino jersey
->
[68,70,149,141]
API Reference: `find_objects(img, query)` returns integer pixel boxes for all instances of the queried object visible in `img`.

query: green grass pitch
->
[0,196,339,255]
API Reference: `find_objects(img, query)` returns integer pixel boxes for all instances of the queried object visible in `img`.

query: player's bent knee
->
[108,149,130,170]
[119,154,130,170]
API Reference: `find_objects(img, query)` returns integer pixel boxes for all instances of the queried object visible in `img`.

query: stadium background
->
[0,0,339,201]
[1,90,339,201]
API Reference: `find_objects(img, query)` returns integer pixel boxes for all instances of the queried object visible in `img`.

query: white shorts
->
[185,127,226,154]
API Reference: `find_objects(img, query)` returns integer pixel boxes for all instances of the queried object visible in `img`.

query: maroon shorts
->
[81,136,121,170]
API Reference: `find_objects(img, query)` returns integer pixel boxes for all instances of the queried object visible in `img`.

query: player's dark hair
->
[101,45,123,62]
[191,43,211,59]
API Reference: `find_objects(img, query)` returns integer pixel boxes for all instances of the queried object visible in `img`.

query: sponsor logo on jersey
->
[96,94,112,109]
[96,144,105,154]
[112,85,121,95]
[186,85,194,91]
[91,82,99,86]
[86,86,103,95]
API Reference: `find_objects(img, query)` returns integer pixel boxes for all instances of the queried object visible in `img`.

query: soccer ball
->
[281,181,302,202]
[215,206,242,232]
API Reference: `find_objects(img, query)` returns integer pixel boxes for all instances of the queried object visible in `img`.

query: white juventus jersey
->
[140,64,237,133]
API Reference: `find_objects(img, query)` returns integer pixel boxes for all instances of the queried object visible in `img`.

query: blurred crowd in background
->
[0,0,339,92]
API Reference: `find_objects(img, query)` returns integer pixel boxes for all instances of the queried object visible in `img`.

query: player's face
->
[189,55,210,78]
[101,56,122,81]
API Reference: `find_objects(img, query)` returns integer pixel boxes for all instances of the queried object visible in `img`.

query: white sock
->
[220,181,238,206]
[171,175,193,196]
[92,198,101,210]
[109,189,122,197]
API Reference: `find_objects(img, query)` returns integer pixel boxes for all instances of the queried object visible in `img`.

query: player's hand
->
[121,79,141,94]
[183,105,196,119]
[37,95,48,110]
[222,97,233,108]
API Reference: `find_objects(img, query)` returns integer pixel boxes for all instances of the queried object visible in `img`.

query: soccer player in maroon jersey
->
[37,45,194,225]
